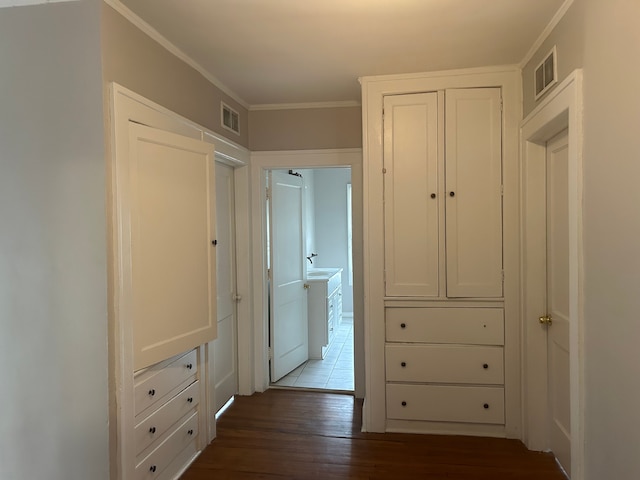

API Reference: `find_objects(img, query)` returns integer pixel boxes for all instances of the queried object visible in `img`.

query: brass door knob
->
[539,315,552,326]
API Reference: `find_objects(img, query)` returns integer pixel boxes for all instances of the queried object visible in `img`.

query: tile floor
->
[272,316,354,391]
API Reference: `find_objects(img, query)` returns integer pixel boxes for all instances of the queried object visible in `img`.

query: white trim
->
[519,0,575,68]
[249,149,365,399]
[361,67,522,435]
[103,0,249,109]
[249,100,361,111]
[520,70,584,479]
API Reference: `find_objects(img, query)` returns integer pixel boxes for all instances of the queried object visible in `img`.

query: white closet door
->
[383,92,439,297]
[445,88,503,298]
[128,122,217,370]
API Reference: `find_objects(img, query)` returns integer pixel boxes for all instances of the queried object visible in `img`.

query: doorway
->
[249,149,364,397]
[268,167,355,391]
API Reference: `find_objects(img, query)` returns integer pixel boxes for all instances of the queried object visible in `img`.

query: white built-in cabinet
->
[307,269,343,359]
[362,68,520,437]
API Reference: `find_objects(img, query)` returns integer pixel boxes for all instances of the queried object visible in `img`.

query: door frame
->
[520,70,584,478]
[249,149,364,397]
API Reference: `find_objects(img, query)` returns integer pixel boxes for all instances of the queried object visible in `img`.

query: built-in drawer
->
[386,308,504,345]
[134,380,200,455]
[385,344,504,385]
[386,384,505,424]
[327,271,341,296]
[135,410,199,480]
[134,349,198,417]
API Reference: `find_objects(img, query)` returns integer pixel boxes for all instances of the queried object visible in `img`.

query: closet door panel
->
[383,93,439,297]
[445,88,503,298]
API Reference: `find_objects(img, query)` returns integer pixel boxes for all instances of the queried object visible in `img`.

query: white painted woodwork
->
[520,72,584,477]
[269,170,309,382]
[307,269,343,359]
[386,384,505,424]
[385,307,504,345]
[385,345,504,384]
[212,162,238,413]
[383,93,439,297]
[128,123,217,370]
[445,88,503,298]
[546,129,571,475]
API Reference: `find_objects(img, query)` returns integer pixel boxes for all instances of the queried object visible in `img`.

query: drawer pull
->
[483,363,489,369]
[148,389,156,397]
[401,401,407,407]
[149,427,156,434]
[187,397,194,403]
[149,465,157,473]
[484,403,489,409]
[400,323,406,329]
[187,429,194,435]
[401,362,407,367]
[186,363,193,370]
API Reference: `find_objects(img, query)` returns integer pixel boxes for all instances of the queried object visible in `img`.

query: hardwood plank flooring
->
[181,390,566,479]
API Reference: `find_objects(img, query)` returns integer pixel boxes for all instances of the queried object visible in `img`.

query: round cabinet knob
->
[187,429,194,435]
[187,397,193,403]
[401,401,407,407]
[400,323,406,329]
[483,363,489,369]
[186,363,193,370]
[148,389,156,397]
[449,191,455,197]
[430,193,436,199]
[149,465,157,473]
[401,362,407,367]
[149,427,156,434]
[484,403,489,409]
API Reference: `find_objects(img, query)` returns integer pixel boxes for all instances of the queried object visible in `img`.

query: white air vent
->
[221,102,240,135]
[534,46,557,100]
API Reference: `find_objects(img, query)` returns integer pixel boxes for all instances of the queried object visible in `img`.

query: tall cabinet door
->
[445,88,503,297]
[383,93,439,297]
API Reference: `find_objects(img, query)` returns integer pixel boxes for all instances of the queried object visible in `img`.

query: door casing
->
[520,70,584,478]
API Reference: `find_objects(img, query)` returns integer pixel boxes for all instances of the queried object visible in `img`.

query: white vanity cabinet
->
[307,268,343,359]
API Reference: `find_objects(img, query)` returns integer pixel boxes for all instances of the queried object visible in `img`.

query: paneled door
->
[545,129,571,475]
[212,162,238,413]
[128,122,217,370]
[269,170,308,382]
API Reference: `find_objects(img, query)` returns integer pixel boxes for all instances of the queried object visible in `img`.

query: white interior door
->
[269,170,308,382]
[546,129,571,475]
[128,122,217,370]
[211,162,238,413]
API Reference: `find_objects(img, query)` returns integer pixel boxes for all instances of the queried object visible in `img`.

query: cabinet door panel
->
[445,88,503,297]
[383,93,439,297]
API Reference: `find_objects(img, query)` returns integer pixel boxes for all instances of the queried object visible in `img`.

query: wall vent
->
[534,46,557,100]
[221,102,240,135]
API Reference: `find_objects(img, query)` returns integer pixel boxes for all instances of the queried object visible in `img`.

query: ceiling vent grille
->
[534,46,557,100]
[221,102,240,135]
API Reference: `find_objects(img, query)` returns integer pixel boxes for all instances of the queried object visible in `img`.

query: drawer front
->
[385,345,504,384]
[327,271,341,296]
[386,308,504,345]
[135,411,199,480]
[134,349,198,417]
[135,381,200,455]
[386,384,504,424]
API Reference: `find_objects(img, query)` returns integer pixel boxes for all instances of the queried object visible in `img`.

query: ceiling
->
[118,0,566,107]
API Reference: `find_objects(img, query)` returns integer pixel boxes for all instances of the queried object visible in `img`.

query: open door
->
[269,170,308,382]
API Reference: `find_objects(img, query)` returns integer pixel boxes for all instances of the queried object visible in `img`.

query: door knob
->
[539,315,552,326]
[303,283,310,290]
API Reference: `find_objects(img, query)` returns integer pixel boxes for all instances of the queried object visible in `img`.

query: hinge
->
[267,268,271,279]
[500,97,503,112]
[382,167,387,174]
[268,347,273,360]
[501,185,504,196]
[501,270,505,283]
[266,187,271,200]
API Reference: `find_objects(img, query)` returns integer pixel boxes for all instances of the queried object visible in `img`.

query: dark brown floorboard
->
[181,389,565,479]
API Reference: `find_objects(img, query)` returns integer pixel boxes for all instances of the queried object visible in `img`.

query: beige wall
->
[0,1,109,479]
[249,106,362,151]
[522,0,585,117]
[582,0,640,478]
[101,3,249,148]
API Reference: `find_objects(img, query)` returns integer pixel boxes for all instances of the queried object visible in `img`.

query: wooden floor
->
[181,390,566,479]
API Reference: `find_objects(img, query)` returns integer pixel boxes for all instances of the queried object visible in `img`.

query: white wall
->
[0,1,109,479]
[312,168,353,314]
[582,0,640,478]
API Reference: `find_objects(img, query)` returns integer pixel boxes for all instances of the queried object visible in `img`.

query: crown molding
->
[249,100,361,111]
[103,0,249,110]
[519,0,575,69]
